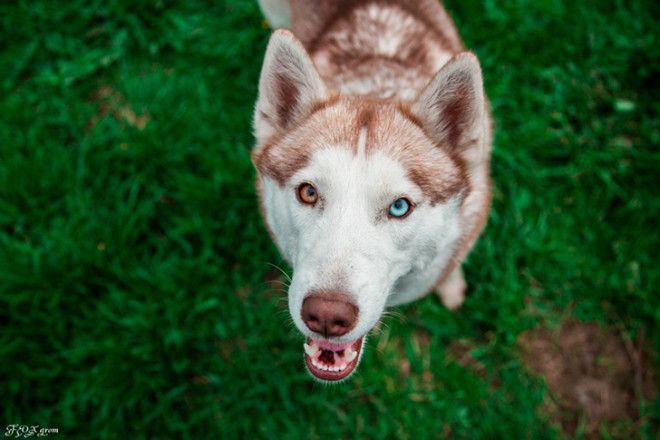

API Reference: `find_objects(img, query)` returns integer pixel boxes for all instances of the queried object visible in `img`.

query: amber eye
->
[297,183,318,205]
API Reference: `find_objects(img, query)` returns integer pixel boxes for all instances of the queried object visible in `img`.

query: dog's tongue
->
[314,339,353,351]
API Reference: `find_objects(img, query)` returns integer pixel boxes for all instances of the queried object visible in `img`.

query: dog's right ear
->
[411,52,486,169]
[253,29,327,145]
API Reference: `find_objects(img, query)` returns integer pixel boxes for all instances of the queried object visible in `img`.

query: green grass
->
[1,0,658,438]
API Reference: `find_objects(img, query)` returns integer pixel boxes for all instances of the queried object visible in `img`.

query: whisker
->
[266,262,292,282]
[382,308,407,323]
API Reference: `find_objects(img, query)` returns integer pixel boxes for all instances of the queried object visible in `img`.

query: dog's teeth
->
[307,341,357,373]
[304,342,318,357]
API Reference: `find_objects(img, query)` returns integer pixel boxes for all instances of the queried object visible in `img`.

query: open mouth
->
[304,337,364,381]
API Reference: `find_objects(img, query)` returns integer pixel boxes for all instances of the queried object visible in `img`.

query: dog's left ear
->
[254,29,327,145]
[411,52,487,168]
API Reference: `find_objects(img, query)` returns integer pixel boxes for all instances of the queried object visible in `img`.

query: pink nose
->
[301,292,358,337]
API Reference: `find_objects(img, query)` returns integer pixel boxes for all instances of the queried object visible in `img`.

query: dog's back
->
[260,0,466,100]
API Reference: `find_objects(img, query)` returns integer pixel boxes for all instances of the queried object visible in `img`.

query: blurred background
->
[1,0,658,438]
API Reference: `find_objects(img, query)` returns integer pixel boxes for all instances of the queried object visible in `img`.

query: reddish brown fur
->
[395,103,471,203]
[308,92,341,115]
[275,73,301,128]
[254,96,469,205]
[290,0,463,55]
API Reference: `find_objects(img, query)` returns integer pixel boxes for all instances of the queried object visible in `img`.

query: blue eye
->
[388,198,411,218]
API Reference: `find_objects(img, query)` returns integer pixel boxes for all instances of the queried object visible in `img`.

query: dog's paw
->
[435,267,466,310]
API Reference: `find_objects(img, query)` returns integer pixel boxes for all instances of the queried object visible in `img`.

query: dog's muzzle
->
[300,291,364,381]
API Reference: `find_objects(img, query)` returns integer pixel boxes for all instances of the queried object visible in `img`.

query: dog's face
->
[252,31,485,381]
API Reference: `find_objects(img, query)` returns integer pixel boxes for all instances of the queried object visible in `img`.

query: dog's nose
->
[301,292,358,337]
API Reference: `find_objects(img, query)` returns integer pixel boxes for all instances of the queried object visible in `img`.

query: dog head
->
[252,30,486,381]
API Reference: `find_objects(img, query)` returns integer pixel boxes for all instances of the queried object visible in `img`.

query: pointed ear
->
[411,53,486,166]
[253,29,327,145]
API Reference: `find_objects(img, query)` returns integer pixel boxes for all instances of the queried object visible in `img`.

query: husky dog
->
[252,0,492,382]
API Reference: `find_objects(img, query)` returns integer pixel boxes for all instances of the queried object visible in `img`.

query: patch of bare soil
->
[518,321,656,437]
[446,340,487,378]
[88,86,150,131]
[446,339,502,389]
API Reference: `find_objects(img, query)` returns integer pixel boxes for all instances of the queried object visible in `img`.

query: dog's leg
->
[435,266,466,310]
